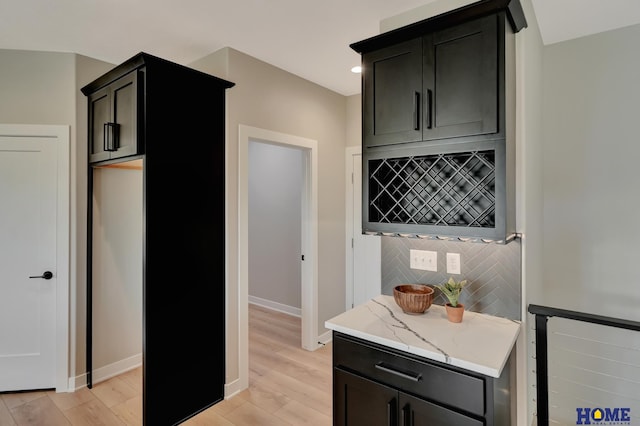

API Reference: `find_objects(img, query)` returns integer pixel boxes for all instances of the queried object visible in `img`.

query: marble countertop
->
[325,295,521,378]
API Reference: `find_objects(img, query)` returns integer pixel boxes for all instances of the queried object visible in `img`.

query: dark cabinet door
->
[110,72,139,158]
[363,37,423,148]
[334,369,398,426]
[87,86,110,163]
[423,14,498,141]
[399,392,483,426]
[87,71,141,163]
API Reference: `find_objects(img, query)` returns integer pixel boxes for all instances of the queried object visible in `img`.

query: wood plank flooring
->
[0,304,333,425]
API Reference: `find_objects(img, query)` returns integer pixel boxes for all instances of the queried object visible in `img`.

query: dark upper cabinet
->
[363,14,500,148]
[87,70,142,163]
[353,0,527,242]
[363,37,423,147]
[423,14,498,141]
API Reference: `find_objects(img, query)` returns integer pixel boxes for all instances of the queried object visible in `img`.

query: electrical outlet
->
[446,252,461,274]
[410,249,437,271]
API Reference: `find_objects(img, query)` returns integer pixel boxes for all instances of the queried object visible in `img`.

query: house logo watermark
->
[576,407,631,425]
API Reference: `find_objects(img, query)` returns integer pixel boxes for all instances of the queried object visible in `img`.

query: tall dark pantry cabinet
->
[81,52,234,425]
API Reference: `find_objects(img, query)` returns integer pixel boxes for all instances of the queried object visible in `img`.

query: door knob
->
[29,271,53,280]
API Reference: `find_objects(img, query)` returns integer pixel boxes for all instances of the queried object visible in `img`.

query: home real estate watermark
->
[576,407,631,425]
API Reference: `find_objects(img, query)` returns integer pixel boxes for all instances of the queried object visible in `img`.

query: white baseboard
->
[249,295,301,317]
[224,377,247,399]
[318,330,332,345]
[68,353,142,391]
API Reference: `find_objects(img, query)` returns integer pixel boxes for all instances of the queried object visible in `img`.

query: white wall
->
[539,22,640,424]
[91,167,143,369]
[248,141,303,312]
[541,23,640,319]
[346,94,361,148]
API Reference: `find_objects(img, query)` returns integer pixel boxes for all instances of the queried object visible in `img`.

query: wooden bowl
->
[393,284,434,314]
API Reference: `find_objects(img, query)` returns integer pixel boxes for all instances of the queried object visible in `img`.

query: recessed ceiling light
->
[351,66,362,73]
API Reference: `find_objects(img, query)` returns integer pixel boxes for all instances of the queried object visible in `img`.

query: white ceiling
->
[2,0,640,96]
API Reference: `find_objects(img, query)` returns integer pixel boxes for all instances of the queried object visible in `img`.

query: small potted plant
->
[435,277,468,323]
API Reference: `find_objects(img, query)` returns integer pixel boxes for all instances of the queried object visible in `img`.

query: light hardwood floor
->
[0,304,333,425]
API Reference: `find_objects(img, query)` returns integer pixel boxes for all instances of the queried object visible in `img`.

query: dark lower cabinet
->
[400,392,483,426]
[335,369,482,426]
[333,332,512,426]
[334,369,396,426]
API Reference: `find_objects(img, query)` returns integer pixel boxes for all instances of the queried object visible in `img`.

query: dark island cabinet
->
[335,369,483,426]
[333,332,512,426]
[82,52,234,426]
[363,14,499,148]
[87,70,142,163]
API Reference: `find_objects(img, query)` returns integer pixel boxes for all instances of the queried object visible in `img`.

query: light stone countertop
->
[325,294,521,378]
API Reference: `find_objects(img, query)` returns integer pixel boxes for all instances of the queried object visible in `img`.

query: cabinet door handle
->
[413,91,420,131]
[425,89,433,129]
[103,122,120,152]
[375,362,422,382]
[401,404,411,426]
[387,398,396,426]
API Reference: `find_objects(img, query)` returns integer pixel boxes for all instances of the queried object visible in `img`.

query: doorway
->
[345,146,381,309]
[0,124,70,392]
[248,141,303,315]
[238,124,318,391]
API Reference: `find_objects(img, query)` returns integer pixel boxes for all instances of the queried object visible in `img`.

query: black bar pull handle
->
[375,362,422,382]
[401,404,411,426]
[103,122,120,152]
[29,271,53,280]
[413,91,420,131]
[425,89,433,129]
[387,398,396,426]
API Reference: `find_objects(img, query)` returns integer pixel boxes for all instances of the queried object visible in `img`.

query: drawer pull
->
[375,362,422,382]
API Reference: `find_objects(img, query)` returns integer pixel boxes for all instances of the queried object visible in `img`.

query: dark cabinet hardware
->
[375,362,422,382]
[387,399,396,426]
[425,89,432,129]
[401,404,411,426]
[413,91,420,131]
[29,271,53,280]
[103,122,120,152]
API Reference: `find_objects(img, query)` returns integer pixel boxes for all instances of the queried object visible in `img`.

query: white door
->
[346,147,381,308]
[0,124,69,392]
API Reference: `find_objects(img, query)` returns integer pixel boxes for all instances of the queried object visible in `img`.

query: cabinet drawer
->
[333,333,486,416]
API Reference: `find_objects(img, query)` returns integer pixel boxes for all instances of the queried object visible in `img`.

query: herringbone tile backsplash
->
[382,237,522,320]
